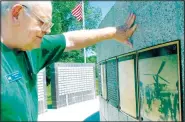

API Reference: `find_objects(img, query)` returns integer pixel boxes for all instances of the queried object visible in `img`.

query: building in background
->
[37,68,47,114]
[50,63,96,109]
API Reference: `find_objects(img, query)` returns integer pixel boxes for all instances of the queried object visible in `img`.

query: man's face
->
[12,2,53,50]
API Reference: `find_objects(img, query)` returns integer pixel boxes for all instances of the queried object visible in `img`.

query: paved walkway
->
[38,97,100,121]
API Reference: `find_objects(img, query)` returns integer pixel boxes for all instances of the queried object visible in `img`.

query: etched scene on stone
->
[118,59,137,118]
[139,44,181,121]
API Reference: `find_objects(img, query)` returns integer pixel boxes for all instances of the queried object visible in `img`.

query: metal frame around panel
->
[98,61,108,101]
[97,63,102,96]
[137,40,182,121]
[117,52,139,119]
[103,61,108,101]
[116,56,120,109]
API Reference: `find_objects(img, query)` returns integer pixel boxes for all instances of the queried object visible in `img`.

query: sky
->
[86,1,116,57]
[89,1,116,21]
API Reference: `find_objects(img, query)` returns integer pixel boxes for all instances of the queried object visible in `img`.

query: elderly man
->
[1,1,137,121]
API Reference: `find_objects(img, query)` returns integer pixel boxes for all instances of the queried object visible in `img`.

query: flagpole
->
[82,0,86,63]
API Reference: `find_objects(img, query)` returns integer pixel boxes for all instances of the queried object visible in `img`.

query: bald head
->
[1,1,52,17]
[31,2,52,21]
[1,1,53,51]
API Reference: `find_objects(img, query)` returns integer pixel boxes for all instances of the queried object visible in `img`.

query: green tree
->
[51,1,102,63]
[46,1,102,86]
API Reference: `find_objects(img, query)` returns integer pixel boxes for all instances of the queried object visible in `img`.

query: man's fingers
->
[125,24,137,48]
[131,24,137,32]
[124,40,133,48]
[127,24,138,37]
[125,13,133,27]
[127,13,136,28]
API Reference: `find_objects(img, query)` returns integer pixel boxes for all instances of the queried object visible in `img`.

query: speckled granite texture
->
[97,1,184,121]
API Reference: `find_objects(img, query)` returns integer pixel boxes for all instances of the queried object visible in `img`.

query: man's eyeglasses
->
[22,5,54,33]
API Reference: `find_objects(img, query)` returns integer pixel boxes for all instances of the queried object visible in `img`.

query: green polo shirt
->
[1,34,66,121]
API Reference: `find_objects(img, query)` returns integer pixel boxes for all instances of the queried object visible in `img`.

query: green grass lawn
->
[47,84,52,105]
[95,78,99,96]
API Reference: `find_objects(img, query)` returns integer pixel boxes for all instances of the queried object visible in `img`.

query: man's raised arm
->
[63,13,137,51]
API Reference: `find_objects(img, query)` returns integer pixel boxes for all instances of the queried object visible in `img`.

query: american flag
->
[72,2,83,21]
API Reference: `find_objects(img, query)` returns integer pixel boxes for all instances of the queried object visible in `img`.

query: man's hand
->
[113,13,137,48]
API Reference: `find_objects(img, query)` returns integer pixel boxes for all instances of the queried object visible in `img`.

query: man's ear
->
[11,4,23,25]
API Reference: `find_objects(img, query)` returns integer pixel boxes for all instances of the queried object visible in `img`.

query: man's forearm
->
[63,27,116,51]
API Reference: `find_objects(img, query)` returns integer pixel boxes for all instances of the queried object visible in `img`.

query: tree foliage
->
[50,1,102,63]
[46,1,102,85]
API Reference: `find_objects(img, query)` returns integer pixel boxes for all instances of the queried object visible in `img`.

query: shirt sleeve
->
[27,34,66,74]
